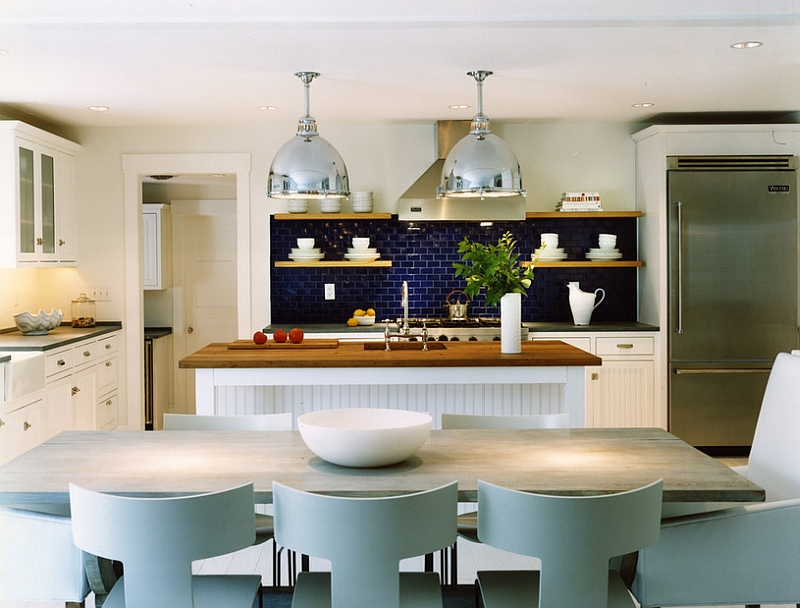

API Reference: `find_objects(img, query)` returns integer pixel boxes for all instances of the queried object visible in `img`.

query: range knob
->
[437,335,449,342]
[450,336,460,341]
[468,336,478,341]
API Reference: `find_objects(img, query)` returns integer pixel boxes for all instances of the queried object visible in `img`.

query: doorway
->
[122,153,252,430]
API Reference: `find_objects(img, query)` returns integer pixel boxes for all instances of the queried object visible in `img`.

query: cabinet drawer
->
[596,337,654,357]
[96,393,118,430]
[45,349,73,377]
[98,334,118,357]
[97,356,118,397]
[73,341,99,368]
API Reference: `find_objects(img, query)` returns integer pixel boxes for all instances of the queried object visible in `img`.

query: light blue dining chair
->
[273,480,458,608]
[476,478,663,608]
[632,351,800,608]
[163,412,293,586]
[0,504,91,607]
[69,481,262,608]
[439,412,570,585]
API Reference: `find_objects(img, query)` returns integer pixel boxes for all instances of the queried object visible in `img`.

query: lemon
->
[346,317,358,327]
[366,308,376,317]
[353,309,365,317]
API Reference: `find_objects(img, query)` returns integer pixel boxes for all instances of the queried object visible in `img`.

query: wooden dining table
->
[0,427,764,506]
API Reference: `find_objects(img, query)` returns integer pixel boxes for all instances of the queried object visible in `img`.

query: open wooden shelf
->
[526,211,642,219]
[274,260,393,268]
[522,260,643,268]
[273,213,393,221]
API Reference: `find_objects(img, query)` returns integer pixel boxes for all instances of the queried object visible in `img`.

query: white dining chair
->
[163,412,292,431]
[163,411,292,585]
[632,351,800,608]
[69,481,262,608]
[439,412,570,584]
[0,504,90,607]
[273,480,458,608]
[476,478,663,608]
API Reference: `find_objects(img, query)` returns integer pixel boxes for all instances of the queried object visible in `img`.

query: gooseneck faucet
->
[401,280,409,334]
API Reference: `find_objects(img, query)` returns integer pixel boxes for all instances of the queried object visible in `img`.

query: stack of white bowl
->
[287,199,309,213]
[320,198,342,213]
[350,191,374,213]
[345,237,380,262]
[289,237,324,262]
[533,232,567,261]
[587,233,622,261]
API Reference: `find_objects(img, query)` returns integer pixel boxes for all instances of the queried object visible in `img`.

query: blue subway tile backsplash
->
[270,217,638,324]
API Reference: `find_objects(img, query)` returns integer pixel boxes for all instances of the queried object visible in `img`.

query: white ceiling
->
[1,1,799,129]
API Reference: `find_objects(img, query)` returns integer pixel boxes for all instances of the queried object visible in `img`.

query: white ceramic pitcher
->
[568,283,605,326]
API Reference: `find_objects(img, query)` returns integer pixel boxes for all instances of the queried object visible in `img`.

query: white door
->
[172,200,237,414]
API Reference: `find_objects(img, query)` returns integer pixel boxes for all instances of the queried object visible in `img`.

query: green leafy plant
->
[453,231,537,307]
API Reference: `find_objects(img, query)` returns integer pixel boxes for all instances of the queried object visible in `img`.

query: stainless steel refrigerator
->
[668,155,799,449]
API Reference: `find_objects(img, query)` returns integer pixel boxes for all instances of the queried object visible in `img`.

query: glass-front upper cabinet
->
[1,121,78,267]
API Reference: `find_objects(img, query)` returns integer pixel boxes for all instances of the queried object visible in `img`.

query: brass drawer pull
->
[23,421,32,431]
[105,361,112,367]
[83,351,91,357]
[616,344,634,349]
[71,386,80,395]
[57,359,66,366]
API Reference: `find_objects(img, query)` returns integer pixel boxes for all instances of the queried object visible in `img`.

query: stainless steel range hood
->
[396,121,527,221]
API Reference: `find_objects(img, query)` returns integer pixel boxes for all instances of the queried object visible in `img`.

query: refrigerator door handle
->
[673,367,771,375]
[675,200,684,334]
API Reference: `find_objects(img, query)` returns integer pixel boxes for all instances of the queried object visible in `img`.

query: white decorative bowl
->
[355,316,376,326]
[298,408,433,468]
[14,308,63,335]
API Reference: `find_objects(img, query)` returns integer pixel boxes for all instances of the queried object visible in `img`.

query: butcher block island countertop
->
[179,339,602,369]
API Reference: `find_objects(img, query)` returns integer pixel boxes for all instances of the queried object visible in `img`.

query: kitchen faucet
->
[383,280,429,351]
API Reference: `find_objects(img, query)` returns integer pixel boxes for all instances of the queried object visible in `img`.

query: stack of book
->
[556,192,603,212]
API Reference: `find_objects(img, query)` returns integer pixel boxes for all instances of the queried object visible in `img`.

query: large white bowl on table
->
[297,408,433,468]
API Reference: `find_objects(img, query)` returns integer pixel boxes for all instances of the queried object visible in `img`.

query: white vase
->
[500,293,522,354]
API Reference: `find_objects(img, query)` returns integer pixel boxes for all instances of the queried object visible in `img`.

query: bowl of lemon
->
[347,308,376,326]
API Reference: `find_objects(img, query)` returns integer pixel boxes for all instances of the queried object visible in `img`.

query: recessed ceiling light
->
[731,41,763,49]
[258,105,279,111]
[87,105,109,112]
[449,104,470,110]
[632,102,655,109]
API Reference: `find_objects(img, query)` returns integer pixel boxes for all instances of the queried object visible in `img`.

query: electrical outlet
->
[324,283,335,300]
[92,286,111,301]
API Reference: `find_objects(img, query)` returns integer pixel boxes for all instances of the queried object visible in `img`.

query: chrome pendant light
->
[268,72,350,199]
[438,70,526,199]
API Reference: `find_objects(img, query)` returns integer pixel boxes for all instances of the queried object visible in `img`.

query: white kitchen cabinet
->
[0,121,79,267]
[531,332,662,429]
[0,393,43,466]
[0,330,121,465]
[70,370,96,431]
[142,203,172,289]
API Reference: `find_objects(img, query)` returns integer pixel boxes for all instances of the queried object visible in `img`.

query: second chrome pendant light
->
[439,70,526,199]
[268,72,350,199]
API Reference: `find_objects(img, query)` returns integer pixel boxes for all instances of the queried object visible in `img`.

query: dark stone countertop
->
[0,323,123,352]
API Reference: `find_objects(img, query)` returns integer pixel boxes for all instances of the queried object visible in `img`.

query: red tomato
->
[253,331,267,344]
[273,329,288,343]
[288,327,304,343]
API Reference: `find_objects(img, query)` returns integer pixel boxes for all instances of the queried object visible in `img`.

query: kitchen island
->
[180,340,601,426]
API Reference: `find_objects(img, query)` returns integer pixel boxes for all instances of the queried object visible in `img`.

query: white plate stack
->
[346,236,379,262]
[350,191,374,213]
[290,237,324,261]
[533,232,567,261]
[287,199,309,213]
[586,233,621,261]
[320,198,342,213]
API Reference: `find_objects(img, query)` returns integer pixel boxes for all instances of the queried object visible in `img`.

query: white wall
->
[0,120,637,429]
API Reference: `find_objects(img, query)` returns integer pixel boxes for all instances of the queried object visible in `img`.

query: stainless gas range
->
[400,318,529,342]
